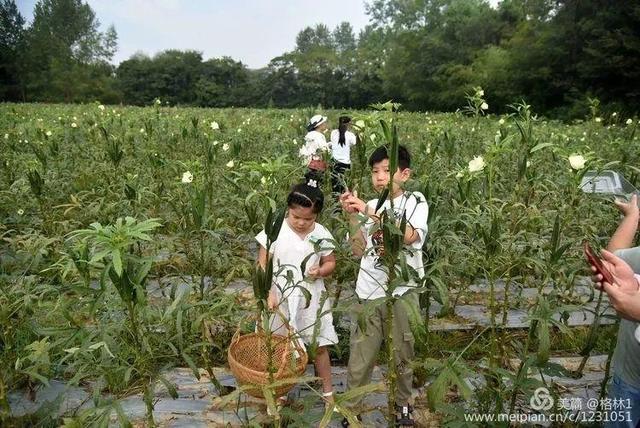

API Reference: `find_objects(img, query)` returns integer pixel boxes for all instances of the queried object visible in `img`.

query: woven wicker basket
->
[227,326,307,399]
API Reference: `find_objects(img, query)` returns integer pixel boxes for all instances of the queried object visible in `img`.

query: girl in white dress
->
[255,177,338,406]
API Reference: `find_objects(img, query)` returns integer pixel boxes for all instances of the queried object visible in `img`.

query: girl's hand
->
[614,194,639,219]
[591,249,639,294]
[308,265,321,278]
[267,288,278,310]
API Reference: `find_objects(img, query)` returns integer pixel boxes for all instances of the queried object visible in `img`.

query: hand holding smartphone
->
[583,241,615,285]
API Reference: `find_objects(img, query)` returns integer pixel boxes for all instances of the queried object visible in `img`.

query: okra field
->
[1,98,639,427]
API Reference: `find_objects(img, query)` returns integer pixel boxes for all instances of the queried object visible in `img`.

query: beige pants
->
[345,292,418,411]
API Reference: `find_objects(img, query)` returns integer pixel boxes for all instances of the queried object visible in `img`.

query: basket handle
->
[273,307,308,378]
[257,308,307,379]
[275,334,307,378]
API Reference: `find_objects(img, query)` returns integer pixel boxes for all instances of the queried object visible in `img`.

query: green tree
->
[348,25,387,108]
[371,0,501,110]
[333,22,357,54]
[117,50,202,105]
[0,0,25,101]
[151,50,202,105]
[195,57,251,107]
[117,53,156,105]
[22,0,118,102]
[557,0,640,113]
[260,54,301,107]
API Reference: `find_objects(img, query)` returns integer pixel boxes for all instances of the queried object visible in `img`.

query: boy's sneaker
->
[341,415,362,427]
[395,404,414,427]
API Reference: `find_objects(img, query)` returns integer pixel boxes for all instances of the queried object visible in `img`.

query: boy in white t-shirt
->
[340,145,429,427]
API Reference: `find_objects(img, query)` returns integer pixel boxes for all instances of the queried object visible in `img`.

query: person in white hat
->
[304,115,329,172]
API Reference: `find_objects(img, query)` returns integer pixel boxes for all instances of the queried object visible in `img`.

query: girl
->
[329,116,357,195]
[304,114,329,172]
[255,177,338,408]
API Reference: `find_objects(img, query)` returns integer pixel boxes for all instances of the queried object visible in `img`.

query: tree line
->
[1,0,638,118]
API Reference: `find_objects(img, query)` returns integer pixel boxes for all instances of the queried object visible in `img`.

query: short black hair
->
[287,179,324,214]
[368,144,411,170]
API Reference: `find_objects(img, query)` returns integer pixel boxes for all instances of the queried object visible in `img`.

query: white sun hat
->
[307,114,327,131]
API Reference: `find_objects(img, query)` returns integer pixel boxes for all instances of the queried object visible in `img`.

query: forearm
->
[348,216,366,257]
[403,224,420,245]
[608,213,639,252]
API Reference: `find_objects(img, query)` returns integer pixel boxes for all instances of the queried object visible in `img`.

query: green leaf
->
[158,375,178,399]
[539,361,572,377]
[113,401,133,428]
[298,285,312,309]
[111,250,122,277]
[181,351,201,380]
[300,252,315,277]
[24,370,50,386]
[337,382,384,402]
[133,258,153,285]
[375,188,389,213]
[529,142,555,153]
[536,320,550,365]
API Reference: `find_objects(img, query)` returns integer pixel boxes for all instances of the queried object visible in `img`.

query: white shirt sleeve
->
[405,192,429,248]
[317,226,336,257]
[348,131,357,146]
[255,230,271,253]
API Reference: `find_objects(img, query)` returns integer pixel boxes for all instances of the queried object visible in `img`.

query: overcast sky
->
[17,0,373,69]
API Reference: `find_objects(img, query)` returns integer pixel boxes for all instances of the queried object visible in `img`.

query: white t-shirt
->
[301,130,329,163]
[256,220,338,345]
[304,130,327,147]
[355,191,429,300]
[330,129,357,164]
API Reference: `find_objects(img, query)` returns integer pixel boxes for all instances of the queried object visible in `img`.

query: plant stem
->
[488,273,498,369]
[509,320,537,414]
[201,343,226,395]
[598,320,619,403]
[576,289,605,377]
[127,301,141,348]
[385,296,397,427]
[0,373,9,419]
[143,381,156,427]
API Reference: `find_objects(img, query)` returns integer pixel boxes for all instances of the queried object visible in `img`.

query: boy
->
[339,145,429,427]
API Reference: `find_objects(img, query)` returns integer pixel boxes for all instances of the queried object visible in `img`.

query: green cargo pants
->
[344,292,418,411]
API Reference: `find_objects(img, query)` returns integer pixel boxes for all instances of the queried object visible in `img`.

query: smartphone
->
[583,241,615,285]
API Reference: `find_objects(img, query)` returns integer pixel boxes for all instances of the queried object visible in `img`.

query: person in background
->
[589,194,640,428]
[304,114,329,173]
[329,116,357,195]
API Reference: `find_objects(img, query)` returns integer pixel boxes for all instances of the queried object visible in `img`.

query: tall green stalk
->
[378,118,405,426]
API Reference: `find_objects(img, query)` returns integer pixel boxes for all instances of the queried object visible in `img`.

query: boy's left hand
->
[343,194,367,215]
[340,191,359,214]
